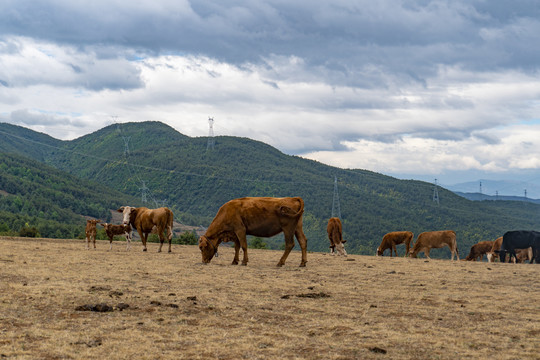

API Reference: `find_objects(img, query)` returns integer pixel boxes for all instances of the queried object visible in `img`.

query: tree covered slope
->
[2,121,540,256]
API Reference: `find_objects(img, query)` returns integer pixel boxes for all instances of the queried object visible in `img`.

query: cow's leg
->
[527,247,534,264]
[391,244,396,257]
[296,221,308,267]
[109,238,113,251]
[167,224,173,253]
[234,229,248,265]
[157,227,165,253]
[138,229,148,251]
[93,235,96,249]
[86,236,89,250]
[125,232,131,251]
[232,241,240,265]
[277,231,295,267]
[424,248,431,259]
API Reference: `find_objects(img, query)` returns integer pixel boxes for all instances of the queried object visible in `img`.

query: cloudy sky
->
[1,0,540,191]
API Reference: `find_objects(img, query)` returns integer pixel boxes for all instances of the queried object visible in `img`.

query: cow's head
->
[376,247,383,256]
[408,250,418,258]
[486,252,495,262]
[117,206,137,226]
[199,235,217,264]
[334,242,347,256]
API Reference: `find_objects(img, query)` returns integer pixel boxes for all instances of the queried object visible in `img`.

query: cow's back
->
[213,197,304,237]
[416,230,456,248]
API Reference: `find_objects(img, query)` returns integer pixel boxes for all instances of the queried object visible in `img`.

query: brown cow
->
[199,197,308,267]
[377,231,413,257]
[85,219,101,250]
[327,217,346,256]
[100,223,132,251]
[408,230,459,260]
[486,237,503,263]
[117,206,173,252]
[514,247,534,263]
[465,240,494,261]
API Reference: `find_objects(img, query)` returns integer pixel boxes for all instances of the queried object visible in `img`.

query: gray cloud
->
[1,0,540,184]
[2,1,539,83]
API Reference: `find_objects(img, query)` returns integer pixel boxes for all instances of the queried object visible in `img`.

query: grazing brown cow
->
[465,240,494,261]
[327,217,346,256]
[85,219,101,250]
[100,223,132,251]
[486,237,503,262]
[377,231,413,257]
[515,247,534,263]
[117,206,174,252]
[199,197,308,267]
[408,230,459,260]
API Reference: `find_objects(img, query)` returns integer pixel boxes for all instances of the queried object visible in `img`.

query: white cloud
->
[1,1,540,185]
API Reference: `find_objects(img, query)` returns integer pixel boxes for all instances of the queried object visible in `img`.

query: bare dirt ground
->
[1,236,539,359]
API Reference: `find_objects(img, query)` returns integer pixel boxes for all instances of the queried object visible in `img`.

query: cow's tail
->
[332,224,342,244]
[280,197,305,218]
[166,208,174,241]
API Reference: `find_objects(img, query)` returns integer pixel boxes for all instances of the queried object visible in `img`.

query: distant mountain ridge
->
[445,179,540,199]
[2,121,540,256]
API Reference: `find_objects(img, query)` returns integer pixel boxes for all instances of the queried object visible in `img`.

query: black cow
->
[498,231,540,264]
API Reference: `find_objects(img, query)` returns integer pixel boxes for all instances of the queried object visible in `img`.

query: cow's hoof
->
[143,248,147,252]
[276,263,284,267]
[299,262,307,267]
[168,250,172,253]
[231,261,238,265]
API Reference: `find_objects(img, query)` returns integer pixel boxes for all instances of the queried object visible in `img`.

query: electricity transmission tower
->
[122,136,131,156]
[432,178,440,205]
[139,180,148,203]
[207,117,215,151]
[331,176,341,219]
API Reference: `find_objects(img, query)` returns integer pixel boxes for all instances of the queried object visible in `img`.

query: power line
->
[331,176,341,219]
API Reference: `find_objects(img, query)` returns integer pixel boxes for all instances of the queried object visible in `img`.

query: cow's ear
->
[199,236,207,247]
[117,207,125,213]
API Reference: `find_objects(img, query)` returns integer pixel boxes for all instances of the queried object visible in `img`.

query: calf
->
[100,223,133,251]
[327,217,346,256]
[85,219,101,250]
[514,248,534,263]
[465,240,493,261]
[498,231,540,264]
[408,230,459,260]
[377,231,413,257]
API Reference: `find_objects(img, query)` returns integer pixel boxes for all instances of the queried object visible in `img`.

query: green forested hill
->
[0,152,139,238]
[2,121,540,256]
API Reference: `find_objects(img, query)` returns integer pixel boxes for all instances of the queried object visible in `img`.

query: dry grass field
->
[1,236,539,360]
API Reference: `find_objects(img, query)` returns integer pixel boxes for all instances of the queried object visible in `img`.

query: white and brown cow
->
[486,237,503,263]
[100,223,132,251]
[327,217,346,256]
[408,230,459,260]
[377,231,413,257]
[117,206,174,252]
[85,219,101,250]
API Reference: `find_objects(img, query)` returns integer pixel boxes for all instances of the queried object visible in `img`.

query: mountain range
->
[2,121,540,256]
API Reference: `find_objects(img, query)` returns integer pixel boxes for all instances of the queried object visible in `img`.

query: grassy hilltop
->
[2,121,540,255]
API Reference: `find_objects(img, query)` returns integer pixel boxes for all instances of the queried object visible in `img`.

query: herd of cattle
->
[84,196,540,266]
